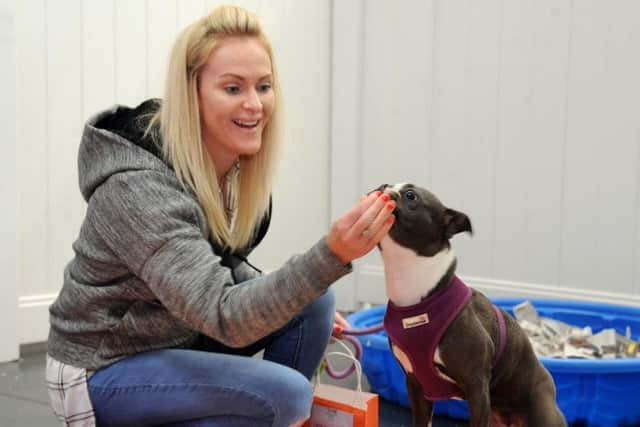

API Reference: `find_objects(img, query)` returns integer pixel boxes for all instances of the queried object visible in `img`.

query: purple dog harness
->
[383,275,507,401]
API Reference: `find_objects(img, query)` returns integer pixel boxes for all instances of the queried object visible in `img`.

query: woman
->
[46,6,395,427]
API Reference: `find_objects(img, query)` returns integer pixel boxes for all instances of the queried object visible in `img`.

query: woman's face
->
[198,36,275,166]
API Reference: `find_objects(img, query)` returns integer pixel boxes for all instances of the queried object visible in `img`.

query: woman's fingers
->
[326,190,396,264]
[354,194,395,241]
[349,193,386,239]
[334,311,351,329]
[338,191,381,230]
[369,213,395,245]
[332,311,351,339]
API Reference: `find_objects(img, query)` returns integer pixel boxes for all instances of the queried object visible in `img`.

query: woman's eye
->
[224,86,240,94]
[405,190,417,201]
[258,83,272,93]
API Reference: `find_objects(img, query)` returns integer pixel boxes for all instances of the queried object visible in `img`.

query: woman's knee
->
[268,366,313,426]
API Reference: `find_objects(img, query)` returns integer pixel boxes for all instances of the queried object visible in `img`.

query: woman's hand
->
[332,311,351,339]
[326,191,395,264]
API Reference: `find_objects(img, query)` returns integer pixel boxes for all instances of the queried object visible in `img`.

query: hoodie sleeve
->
[89,170,352,347]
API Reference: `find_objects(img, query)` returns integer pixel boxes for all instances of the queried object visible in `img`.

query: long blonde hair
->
[152,5,284,251]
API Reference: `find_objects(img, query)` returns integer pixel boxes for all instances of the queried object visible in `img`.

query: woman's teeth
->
[233,119,259,128]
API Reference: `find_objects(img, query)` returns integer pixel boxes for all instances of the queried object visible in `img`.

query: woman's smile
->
[232,118,260,129]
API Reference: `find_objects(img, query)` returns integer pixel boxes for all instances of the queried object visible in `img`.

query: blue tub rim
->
[346,297,640,374]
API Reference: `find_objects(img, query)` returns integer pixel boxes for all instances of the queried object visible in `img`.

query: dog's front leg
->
[463,377,492,427]
[405,374,433,427]
[525,370,567,427]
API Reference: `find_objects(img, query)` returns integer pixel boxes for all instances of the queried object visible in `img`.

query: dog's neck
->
[380,235,457,307]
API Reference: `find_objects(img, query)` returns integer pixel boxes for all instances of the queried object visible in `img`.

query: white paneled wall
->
[115,0,147,105]
[8,0,332,352]
[8,0,640,353]
[0,0,18,362]
[332,0,640,309]
[560,0,640,298]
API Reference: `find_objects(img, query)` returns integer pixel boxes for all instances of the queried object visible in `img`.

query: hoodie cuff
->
[301,238,353,290]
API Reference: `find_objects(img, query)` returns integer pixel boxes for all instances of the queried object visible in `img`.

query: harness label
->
[402,313,430,329]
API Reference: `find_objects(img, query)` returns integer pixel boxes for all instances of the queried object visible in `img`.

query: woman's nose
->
[243,89,262,111]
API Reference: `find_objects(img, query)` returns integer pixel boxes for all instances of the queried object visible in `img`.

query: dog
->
[375,183,566,427]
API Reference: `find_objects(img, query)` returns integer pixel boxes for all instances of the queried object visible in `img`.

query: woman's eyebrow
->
[217,73,272,81]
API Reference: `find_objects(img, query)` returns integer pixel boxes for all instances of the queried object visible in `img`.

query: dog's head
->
[374,183,472,257]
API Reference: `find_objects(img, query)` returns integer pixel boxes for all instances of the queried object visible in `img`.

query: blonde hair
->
[152,5,284,251]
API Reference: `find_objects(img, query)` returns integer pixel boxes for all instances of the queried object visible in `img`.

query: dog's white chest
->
[380,236,459,388]
[379,236,456,306]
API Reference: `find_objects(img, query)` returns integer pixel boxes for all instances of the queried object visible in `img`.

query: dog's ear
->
[443,208,473,239]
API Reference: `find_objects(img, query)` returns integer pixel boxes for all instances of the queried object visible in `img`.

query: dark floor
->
[0,345,58,426]
[0,343,468,427]
[319,341,468,427]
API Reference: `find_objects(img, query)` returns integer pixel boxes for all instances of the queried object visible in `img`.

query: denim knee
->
[269,367,314,426]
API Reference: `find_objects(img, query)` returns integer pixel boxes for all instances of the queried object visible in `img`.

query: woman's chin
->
[238,145,260,157]
[237,141,262,157]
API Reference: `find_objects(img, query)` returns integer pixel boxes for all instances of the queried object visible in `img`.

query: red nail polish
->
[382,194,390,202]
[386,202,395,210]
[386,215,395,224]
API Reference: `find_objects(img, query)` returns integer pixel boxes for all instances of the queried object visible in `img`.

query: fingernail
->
[381,193,390,202]
[386,215,395,224]
[373,191,382,197]
[386,202,395,210]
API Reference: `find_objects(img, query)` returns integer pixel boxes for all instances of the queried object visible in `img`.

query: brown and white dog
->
[375,183,566,427]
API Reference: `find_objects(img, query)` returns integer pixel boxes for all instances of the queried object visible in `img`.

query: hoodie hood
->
[78,99,166,201]
[77,98,271,256]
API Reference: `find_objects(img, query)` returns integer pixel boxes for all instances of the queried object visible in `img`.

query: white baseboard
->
[18,293,57,345]
[465,276,640,307]
[357,265,640,308]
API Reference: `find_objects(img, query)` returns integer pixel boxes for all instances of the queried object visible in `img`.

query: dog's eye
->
[405,190,417,201]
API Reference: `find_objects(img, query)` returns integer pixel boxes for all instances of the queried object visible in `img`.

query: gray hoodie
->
[47,100,351,370]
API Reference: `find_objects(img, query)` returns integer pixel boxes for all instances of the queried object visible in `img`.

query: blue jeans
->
[87,289,335,427]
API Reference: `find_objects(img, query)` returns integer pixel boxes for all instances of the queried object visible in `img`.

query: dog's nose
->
[370,184,389,194]
[380,184,401,201]
[369,184,399,202]
[367,184,389,194]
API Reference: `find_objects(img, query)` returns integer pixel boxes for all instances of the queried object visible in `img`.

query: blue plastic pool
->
[347,298,640,427]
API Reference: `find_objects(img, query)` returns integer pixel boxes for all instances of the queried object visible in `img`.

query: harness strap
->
[493,305,507,366]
